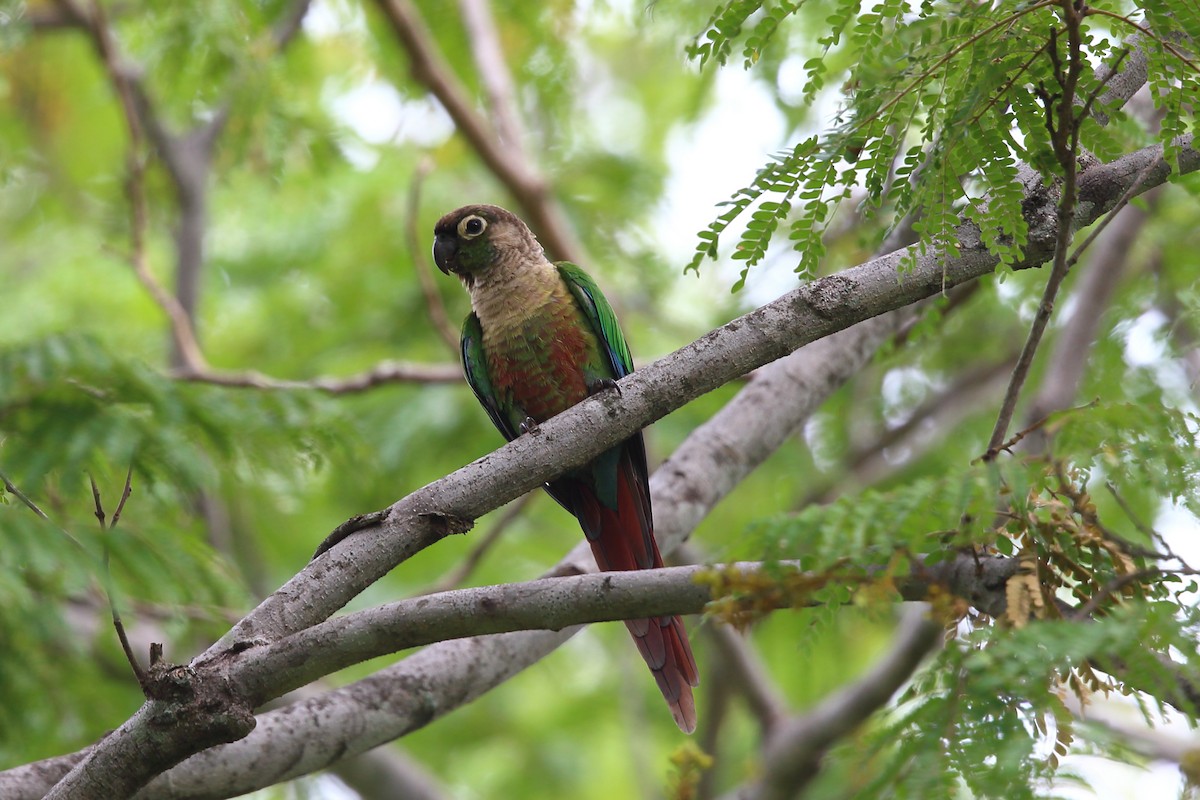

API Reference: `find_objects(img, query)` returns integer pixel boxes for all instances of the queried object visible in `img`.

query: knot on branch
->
[143,661,256,746]
[1019,175,1063,254]
[419,510,474,539]
[806,273,857,321]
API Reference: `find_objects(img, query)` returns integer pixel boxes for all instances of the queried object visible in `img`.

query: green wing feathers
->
[557,262,635,379]
[460,313,520,443]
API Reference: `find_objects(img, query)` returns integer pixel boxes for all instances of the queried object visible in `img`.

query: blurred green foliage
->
[2,1,1199,799]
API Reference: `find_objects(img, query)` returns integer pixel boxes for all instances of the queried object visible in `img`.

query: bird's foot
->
[519,416,541,435]
[586,377,620,396]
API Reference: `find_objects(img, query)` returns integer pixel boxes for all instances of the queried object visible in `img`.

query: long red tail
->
[572,452,700,733]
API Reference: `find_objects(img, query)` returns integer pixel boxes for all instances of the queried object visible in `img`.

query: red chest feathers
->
[485,314,597,422]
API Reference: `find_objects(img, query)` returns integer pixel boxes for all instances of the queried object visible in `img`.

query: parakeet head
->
[433,204,543,287]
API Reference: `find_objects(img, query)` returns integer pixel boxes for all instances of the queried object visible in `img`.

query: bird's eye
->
[459,215,487,238]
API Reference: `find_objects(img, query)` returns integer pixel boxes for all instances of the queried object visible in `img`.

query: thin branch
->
[272,0,313,49]
[1065,157,1161,270]
[405,158,461,354]
[457,0,529,150]
[111,463,134,529]
[703,624,787,734]
[58,0,211,372]
[88,471,148,686]
[1063,689,1200,766]
[1086,8,1200,74]
[0,468,89,553]
[172,360,463,392]
[58,0,313,373]
[1021,199,1154,445]
[373,0,584,264]
[1089,35,1149,127]
[801,354,1016,507]
[1104,481,1197,572]
[696,664,734,800]
[985,7,1086,459]
[1069,569,1161,621]
[65,0,453,394]
[733,605,941,800]
[983,399,1098,462]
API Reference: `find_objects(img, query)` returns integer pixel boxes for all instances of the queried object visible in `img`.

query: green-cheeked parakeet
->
[433,204,699,733]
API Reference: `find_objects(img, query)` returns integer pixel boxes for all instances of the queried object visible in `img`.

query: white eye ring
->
[458,215,487,239]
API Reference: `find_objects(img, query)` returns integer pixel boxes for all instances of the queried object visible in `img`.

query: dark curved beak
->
[433,233,457,274]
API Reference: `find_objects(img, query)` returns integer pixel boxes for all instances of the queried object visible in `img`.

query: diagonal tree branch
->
[18,136,1194,800]
[0,551,1017,800]
[458,0,530,151]
[800,355,1017,508]
[985,4,1087,458]
[729,605,942,800]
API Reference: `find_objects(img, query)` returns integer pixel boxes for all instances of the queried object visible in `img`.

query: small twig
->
[2,472,54,522]
[413,493,534,596]
[88,471,149,686]
[172,360,462,391]
[1075,47,1129,125]
[1085,8,1200,74]
[110,463,134,528]
[458,0,529,150]
[1069,569,1159,621]
[984,6,1086,460]
[1104,481,1197,572]
[405,159,461,354]
[374,0,585,264]
[1103,481,1160,543]
[88,474,106,527]
[1050,462,1164,561]
[1,468,89,552]
[979,399,1097,462]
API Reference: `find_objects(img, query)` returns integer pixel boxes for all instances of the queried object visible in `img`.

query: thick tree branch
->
[0,552,1014,800]
[22,138,1198,800]
[234,556,998,707]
